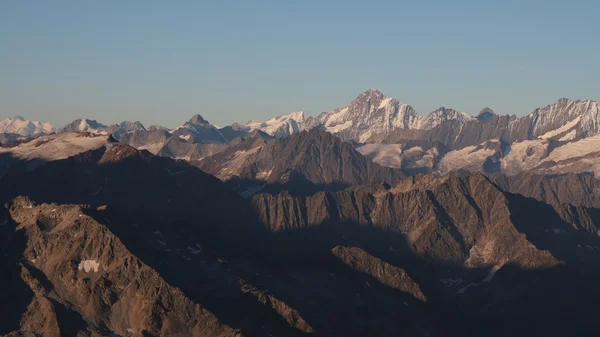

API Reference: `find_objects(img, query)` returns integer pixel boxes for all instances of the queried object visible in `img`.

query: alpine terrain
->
[3,90,600,337]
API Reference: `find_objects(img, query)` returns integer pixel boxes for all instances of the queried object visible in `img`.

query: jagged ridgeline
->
[2,90,600,336]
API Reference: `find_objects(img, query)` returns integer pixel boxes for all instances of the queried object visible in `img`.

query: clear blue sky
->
[1,0,599,128]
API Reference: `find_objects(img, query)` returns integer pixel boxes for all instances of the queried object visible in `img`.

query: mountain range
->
[3,90,600,336]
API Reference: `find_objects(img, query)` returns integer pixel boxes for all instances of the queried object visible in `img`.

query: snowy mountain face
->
[315,89,420,142]
[313,89,473,142]
[416,107,474,130]
[528,98,600,141]
[61,119,109,134]
[245,111,306,138]
[0,132,112,173]
[0,116,54,137]
[60,119,146,140]
[21,90,600,180]
[171,114,227,144]
[106,121,146,139]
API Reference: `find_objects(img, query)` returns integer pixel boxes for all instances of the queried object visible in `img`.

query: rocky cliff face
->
[198,128,404,196]
[3,135,600,336]
[171,114,228,144]
[1,197,240,337]
[380,98,600,148]
[251,172,563,268]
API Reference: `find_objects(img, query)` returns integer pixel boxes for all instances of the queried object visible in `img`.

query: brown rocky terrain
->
[3,135,600,336]
[197,128,405,196]
[1,197,240,337]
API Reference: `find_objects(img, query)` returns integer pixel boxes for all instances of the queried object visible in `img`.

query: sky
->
[1,0,599,128]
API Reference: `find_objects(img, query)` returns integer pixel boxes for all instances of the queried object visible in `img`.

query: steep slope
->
[356,140,448,174]
[0,132,112,175]
[218,123,253,142]
[487,171,600,208]
[252,172,560,267]
[380,98,600,149]
[171,114,227,144]
[245,111,307,138]
[311,89,474,142]
[106,121,146,139]
[0,141,325,337]
[61,119,146,139]
[2,143,260,236]
[157,136,230,161]
[0,139,439,337]
[0,116,54,137]
[314,89,421,142]
[250,171,600,335]
[61,119,109,134]
[198,128,404,196]
[120,128,172,154]
[415,107,473,130]
[1,197,240,337]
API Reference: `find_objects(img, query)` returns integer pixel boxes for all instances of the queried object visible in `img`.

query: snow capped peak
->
[245,111,306,138]
[358,88,386,100]
[0,116,55,137]
[285,111,306,122]
[61,118,108,134]
[415,107,473,130]
[529,98,600,139]
[316,90,420,142]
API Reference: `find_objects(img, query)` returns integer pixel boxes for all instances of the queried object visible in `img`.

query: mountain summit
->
[0,116,54,137]
[314,89,473,142]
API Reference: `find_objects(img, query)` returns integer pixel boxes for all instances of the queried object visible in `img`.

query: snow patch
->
[542,134,600,163]
[357,143,403,168]
[457,282,479,294]
[438,144,496,173]
[501,140,548,175]
[78,260,100,273]
[378,97,393,110]
[482,265,501,283]
[326,120,353,133]
[539,116,581,139]
[246,111,305,137]
[558,129,577,141]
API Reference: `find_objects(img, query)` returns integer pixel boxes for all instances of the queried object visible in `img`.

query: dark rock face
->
[2,197,240,337]
[486,171,600,207]
[4,128,600,336]
[251,172,561,267]
[198,128,404,196]
[249,171,600,336]
[157,136,229,160]
[331,246,427,302]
